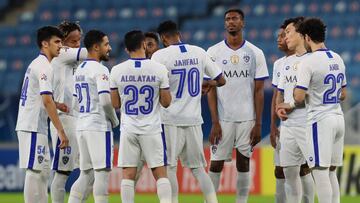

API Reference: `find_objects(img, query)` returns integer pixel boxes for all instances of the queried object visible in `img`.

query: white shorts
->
[17,131,50,171]
[77,131,113,170]
[164,124,206,168]
[306,115,345,168]
[274,136,280,166]
[118,131,166,169]
[50,115,79,171]
[279,125,308,167]
[210,120,255,161]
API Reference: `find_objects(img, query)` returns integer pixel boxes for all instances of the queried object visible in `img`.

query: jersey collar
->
[224,39,246,51]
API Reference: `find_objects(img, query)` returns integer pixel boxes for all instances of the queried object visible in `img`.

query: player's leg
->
[209,121,235,192]
[299,163,314,203]
[121,167,137,203]
[51,170,70,203]
[134,159,145,185]
[274,139,286,203]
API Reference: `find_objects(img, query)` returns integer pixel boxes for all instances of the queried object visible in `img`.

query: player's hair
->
[224,8,245,20]
[124,30,145,52]
[282,16,305,30]
[83,30,106,50]
[145,32,160,44]
[36,26,64,48]
[157,20,179,36]
[58,21,82,38]
[298,18,326,43]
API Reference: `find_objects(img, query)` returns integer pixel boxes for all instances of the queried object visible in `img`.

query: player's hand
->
[55,102,69,113]
[276,103,294,113]
[250,124,261,147]
[111,117,120,128]
[276,108,288,121]
[209,121,222,145]
[270,125,279,149]
[57,129,69,149]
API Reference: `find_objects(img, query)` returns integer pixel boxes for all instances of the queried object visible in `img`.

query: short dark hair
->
[298,18,326,43]
[36,26,63,48]
[145,32,160,44]
[157,20,179,36]
[83,30,106,50]
[282,16,305,30]
[58,21,82,38]
[224,8,245,20]
[124,30,145,52]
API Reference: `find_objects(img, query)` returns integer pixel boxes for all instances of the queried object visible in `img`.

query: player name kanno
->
[174,58,199,67]
[121,75,156,82]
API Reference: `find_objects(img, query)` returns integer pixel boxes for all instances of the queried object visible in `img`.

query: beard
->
[100,53,109,61]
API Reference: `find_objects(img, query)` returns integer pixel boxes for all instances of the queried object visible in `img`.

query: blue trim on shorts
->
[52,138,60,170]
[161,124,168,166]
[105,131,111,169]
[28,132,37,169]
[312,122,320,167]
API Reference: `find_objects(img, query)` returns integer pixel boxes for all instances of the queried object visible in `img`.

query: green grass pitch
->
[1,193,360,203]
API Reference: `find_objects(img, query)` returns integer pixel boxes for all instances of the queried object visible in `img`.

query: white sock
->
[121,179,135,203]
[69,170,94,203]
[82,170,95,203]
[192,168,218,203]
[275,178,286,203]
[301,173,315,203]
[39,169,50,203]
[283,166,302,203]
[93,170,110,203]
[312,169,332,203]
[236,172,250,203]
[24,170,41,203]
[167,166,178,203]
[329,170,340,203]
[208,171,221,192]
[51,172,68,203]
[156,178,172,203]
[134,161,145,186]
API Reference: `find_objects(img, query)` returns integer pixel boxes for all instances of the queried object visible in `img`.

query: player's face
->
[99,36,111,61]
[277,28,288,52]
[285,23,303,51]
[64,29,81,48]
[48,36,62,58]
[224,12,244,35]
[145,37,159,58]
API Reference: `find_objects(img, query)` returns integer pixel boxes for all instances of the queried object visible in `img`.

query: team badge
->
[309,157,313,162]
[62,156,69,165]
[211,145,217,154]
[230,55,240,65]
[102,74,109,81]
[40,73,47,81]
[243,55,250,63]
[38,155,44,164]
[222,60,228,65]
[285,65,290,70]
[293,62,299,71]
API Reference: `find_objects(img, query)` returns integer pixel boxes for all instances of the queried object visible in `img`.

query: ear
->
[41,40,49,48]
[93,43,100,52]
[125,48,129,55]
[143,41,146,49]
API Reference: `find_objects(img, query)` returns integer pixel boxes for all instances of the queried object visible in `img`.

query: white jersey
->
[152,43,222,126]
[110,58,169,134]
[296,49,347,123]
[272,56,286,88]
[73,59,112,131]
[207,40,269,122]
[16,54,54,135]
[278,54,309,127]
[51,47,87,116]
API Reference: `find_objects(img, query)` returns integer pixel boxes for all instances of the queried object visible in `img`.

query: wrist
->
[289,101,296,109]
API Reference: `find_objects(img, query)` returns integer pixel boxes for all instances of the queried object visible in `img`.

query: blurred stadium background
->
[0,0,359,202]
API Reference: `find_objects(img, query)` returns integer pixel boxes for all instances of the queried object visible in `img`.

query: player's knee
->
[274,166,285,179]
[209,161,224,173]
[122,167,137,180]
[329,166,337,171]
[300,163,312,176]
[151,166,167,180]
[236,153,250,172]
[56,170,71,176]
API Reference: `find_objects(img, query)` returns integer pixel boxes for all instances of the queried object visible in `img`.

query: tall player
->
[152,20,226,203]
[50,21,89,203]
[16,26,68,203]
[68,30,119,203]
[275,17,314,203]
[206,9,269,203]
[110,30,172,203]
[279,18,347,203]
[145,32,160,58]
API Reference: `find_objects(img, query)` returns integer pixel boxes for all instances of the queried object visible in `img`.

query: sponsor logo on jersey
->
[223,69,250,78]
[102,74,109,81]
[62,156,69,165]
[230,55,240,65]
[285,65,290,70]
[40,73,47,81]
[210,57,216,62]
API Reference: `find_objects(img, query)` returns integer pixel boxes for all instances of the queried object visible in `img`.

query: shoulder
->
[207,40,225,52]
[244,41,264,55]
[152,48,169,58]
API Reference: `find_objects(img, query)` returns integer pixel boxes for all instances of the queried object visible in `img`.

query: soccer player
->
[68,30,119,203]
[50,21,90,203]
[145,32,160,58]
[152,20,226,203]
[15,26,68,203]
[206,9,269,203]
[275,17,314,203]
[278,18,347,203]
[110,30,172,203]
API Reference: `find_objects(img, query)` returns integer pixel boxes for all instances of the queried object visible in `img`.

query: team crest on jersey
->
[38,155,44,164]
[243,54,250,63]
[62,156,69,165]
[230,55,240,65]
[285,65,290,70]
[102,74,109,81]
[309,157,313,162]
[40,73,47,81]
[211,145,217,154]
[293,62,300,71]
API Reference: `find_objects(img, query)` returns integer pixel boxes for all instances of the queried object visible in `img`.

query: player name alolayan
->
[174,58,199,67]
[121,75,156,82]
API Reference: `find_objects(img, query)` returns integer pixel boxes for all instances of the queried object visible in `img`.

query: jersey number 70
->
[171,67,200,98]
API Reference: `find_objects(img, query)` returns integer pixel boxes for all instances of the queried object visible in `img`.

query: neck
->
[226,32,244,49]
[284,49,295,56]
[295,45,307,56]
[129,49,146,59]
[310,42,326,52]
[40,49,52,62]
[167,36,182,46]
[87,52,100,62]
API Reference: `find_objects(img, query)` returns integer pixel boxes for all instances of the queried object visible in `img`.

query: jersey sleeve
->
[151,51,165,66]
[204,53,222,80]
[159,66,170,89]
[254,49,269,80]
[295,60,312,91]
[96,67,111,94]
[272,60,281,87]
[277,69,284,92]
[59,47,88,64]
[109,67,118,90]
[38,65,53,95]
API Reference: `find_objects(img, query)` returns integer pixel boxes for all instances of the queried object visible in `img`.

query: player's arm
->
[275,90,288,121]
[207,87,222,145]
[250,80,264,147]
[60,47,88,64]
[270,88,279,148]
[204,54,226,87]
[110,89,121,109]
[159,88,171,108]
[339,87,347,101]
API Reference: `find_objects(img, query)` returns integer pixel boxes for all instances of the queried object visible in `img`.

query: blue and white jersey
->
[272,56,287,88]
[152,43,222,126]
[16,53,54,134]
[207,40,269,122]
[278,54,309,127]
[110,58,169,135]
[73,59,112,131]
[296,49,347,123]
[51,47,87,116]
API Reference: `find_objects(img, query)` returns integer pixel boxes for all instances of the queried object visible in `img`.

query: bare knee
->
[329,166,337,171]
[274,166,285,179]
[151,166,167,180]
[122,167,137,180]
[210,160,224,173]
[300,163,312,176]
[236,150,249,172]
